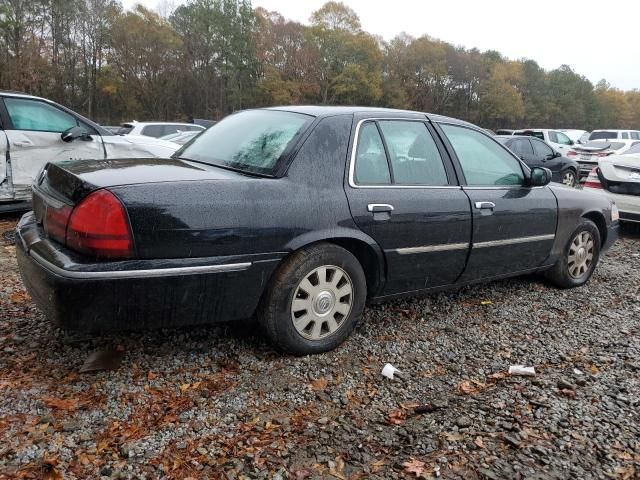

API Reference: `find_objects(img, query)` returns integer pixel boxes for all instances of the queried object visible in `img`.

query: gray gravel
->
[0,215,639,479]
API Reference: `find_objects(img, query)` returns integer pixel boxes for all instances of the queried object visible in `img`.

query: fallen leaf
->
[180,383,190,392]
[388,408,406,425]
[559,389,576,399]
[457,380,485,395]
[310,378,328,391]
[444,432,464,442]
[481,300,492,305]
[474,436,485,448]
[79,349,124,373]
[403,458,426,477]
[147,371,158,381]
[43,397,80,411]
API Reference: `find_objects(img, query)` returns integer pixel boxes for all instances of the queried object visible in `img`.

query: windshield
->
[176,110,312,175]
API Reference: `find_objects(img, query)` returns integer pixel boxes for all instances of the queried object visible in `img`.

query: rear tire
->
[561,169,577,187]
[546,219,600,288]
[258,243,367,355]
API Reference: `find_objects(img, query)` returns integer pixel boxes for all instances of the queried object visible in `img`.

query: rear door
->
[509,138,537,166]
[1,96,104,199]
[345,114,472,295]
[437,123,557,281]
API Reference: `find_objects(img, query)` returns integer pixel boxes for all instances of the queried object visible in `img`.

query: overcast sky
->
[122,0,640,91]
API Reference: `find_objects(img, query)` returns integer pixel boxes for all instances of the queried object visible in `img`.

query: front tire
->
[546,219,600,288]
[258,243,367,355]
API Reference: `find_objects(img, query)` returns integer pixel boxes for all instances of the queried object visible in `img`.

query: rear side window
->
[354,123,391,185]
[510,139,534,157]
[377,121,448,186]
[4,97,77,133]
[441,124,524,186]
[621,132,629,139]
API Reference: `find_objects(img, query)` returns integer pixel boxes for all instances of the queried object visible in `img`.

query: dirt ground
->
[0,214,638,479]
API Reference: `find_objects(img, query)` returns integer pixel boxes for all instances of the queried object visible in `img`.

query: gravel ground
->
[0,214,638,479]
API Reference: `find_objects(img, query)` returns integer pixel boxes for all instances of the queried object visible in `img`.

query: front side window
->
[354,123,391,185]
[377,121,448,186]
[177,110,312,175]
[510,139,534,157]
[4,97,77,133]
[441,124,524,186]
[556,132,572,145]
[549,131,558,143]
[531,139,555,158]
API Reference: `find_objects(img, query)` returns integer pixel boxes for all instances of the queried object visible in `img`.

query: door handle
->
[13,139,34,147]
[367,203,394,213]
[474,201,496,210]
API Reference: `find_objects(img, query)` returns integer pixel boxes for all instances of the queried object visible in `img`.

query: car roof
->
[265,105,475,127]
[123,121,203,126]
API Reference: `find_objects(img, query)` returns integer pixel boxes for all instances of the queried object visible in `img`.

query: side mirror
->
[529,167,552,187]
[61,126,91,143]
[554,151,562,158]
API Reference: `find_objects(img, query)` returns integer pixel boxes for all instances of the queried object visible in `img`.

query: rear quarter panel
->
[111,114,366,260]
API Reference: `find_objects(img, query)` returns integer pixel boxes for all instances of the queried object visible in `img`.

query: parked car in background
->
[513,129,575,155]
[16,106,618,355]
[117,121,205,138]
[101,126,121,134]
[0,91,179,210]
[496,135,579,186]
[588,130,640,141]
[159,130,201,145]
[584,155,640,223]
[495,129,515,135]
[568,140,640,180]
[560,129,590,145]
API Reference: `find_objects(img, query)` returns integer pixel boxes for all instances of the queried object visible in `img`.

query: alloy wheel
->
[562,171,576,187]
[290,265,353,340]
[568,231,594,278]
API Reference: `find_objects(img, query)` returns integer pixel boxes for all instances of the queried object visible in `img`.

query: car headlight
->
[611,204,619,222]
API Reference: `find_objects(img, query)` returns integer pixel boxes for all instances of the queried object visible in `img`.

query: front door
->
[437,123,557,282]
[1,97,104,199]
[531,137,562,175]
[345,117,472,295]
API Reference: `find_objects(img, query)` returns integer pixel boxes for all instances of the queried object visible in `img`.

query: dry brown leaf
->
[474,436,485,448]
[403,458,426,477]
[388,408,406,425]
[43,397,80,411]
[310,378,328,391]
[457,380,485,395]
[180,383,190,392]
[445,432,464,442]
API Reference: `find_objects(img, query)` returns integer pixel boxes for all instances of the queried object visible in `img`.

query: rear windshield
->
[176,110,312,175]
[589,131,618,140]
[517,131,544,140]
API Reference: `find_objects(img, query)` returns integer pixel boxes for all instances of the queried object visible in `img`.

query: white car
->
[568,139,640,180]
[159,130,202,145]
[118,121,205,138]
[559,129,590,145]
[512,129,575,155]
[584,154,640,223]
[0,92,179,209]
[588,129,640,141]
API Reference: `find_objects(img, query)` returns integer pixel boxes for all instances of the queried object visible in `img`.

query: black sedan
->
[16,107,619,355]
[496,135,579,187]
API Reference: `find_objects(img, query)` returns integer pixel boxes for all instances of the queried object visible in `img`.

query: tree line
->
[1,0,638,130]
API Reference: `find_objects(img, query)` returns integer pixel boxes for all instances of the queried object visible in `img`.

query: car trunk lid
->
[598,155,640,196]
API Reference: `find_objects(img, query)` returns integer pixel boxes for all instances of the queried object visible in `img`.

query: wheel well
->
[326,238,383,297]
[582,211,607,245]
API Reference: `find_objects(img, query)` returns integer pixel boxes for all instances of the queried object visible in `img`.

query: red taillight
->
[65,190,133,259]
[567,150,577,157]
[44,203,72,245]
[583,167,603,189]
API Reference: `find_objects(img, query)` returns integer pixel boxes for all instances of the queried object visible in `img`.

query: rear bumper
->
[16,212,282,332]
